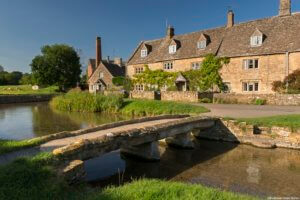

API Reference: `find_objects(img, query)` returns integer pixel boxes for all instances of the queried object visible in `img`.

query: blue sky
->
[0,0,299,73]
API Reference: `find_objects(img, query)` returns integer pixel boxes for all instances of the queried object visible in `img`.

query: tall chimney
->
[96,36,102,67]
[166,25,175,39]
[114,57,122,66]
[227,10,234,28]
[279,0,291,16]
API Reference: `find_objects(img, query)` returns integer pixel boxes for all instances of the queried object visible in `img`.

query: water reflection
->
[86,140,300,198]
[0,102,131,140]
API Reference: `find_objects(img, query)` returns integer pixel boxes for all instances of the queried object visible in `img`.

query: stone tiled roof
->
[128,13,300,65]
[102,61,125,77]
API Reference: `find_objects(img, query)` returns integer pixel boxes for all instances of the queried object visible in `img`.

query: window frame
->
[250,35,263,47]
[164,61,174,70]
[141,49,148,58]
[191,62,202,70]
[243,59,259,70]
[169,45,177,54]
[135,67,144,74]
[135,84,144,91]
[242,82,259,92]
[197,40,207,49]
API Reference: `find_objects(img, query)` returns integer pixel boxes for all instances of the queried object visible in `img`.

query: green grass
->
[237,115,300,131]
[0,153,257,200]
[50,90,123,113]
[120,99,210,116]
[0,85,59,95]
[0,138,44,155]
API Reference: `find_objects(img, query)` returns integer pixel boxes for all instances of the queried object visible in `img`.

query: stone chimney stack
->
[166,25,175,39]
[227,10,234,28]
[96,36,102,67]
[279,0,291,16]
[114,57,122,66]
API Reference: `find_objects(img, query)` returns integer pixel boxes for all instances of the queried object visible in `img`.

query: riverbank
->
[0,85,59,95]
[0,152,257,200]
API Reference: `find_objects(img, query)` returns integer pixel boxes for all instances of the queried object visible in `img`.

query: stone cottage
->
[127,0,300,94]
[88,37,126,93]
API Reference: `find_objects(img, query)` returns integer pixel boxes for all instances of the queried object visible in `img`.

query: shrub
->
[112,76,125,86]
[199,98,212,103]
[252,98,267,105]
[50,91,123,113]
[272,69,300,94]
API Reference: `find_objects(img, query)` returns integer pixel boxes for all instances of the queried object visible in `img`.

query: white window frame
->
[141,49,148,58]
[250,36,263,47]
[135,67,144,74]
[243,59,259,70]
[99,72,104,78]
[197,40,207,49]
[164,62,173,70]
[242,82,259,92]
[169,45,177,54]
[135,84,144,91]
[191,62,202,70]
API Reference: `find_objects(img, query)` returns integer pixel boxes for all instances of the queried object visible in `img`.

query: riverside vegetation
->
[0,153,257,200]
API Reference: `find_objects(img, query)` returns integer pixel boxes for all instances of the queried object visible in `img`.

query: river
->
[0,102,299,198]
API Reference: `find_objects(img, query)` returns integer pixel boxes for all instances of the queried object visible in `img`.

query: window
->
[250,36,263,47]
[141,50,148,58]
[99,72,104,78]
[223,82,231,93]
[191,62,202,70]
[169,45,177,54]
[242,82,259,92]
[197,41,207,49]
[164,62,173,70]
[135,67,144,74]
[135,84,144,91]
[243,59,259,69]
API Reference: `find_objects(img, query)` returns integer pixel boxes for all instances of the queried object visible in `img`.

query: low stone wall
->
[195,119,300,150]
[161,91,199,103]
[130,91,157,100]
[213,93,300,106]
[0,94,55,104]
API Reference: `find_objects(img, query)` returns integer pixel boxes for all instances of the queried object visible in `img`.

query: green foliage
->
[272,69,300,94]
[19,73,33,85]
[199,98,212,103]
[50,90,123,113]
[120,99,209,116]
[112,76,125,86]
[133,65,177,90]
[0,71,23,85]
[182,69,202,91]
[213,98,238,104]
[237,115,300,131]
[0,138,44,155]
[252,98,267,105]
[199,54,229,92]
[31,44,82,90]
[0,85,59,95]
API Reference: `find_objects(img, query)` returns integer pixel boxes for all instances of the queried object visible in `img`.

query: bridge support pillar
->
[191,129,201,137]
[166,132,194,149]
[120,141,160,161]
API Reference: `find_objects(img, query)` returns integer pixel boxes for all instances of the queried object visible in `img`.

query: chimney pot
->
[227,10,234,28]
[166,25,175,39]
[279,0,291,16]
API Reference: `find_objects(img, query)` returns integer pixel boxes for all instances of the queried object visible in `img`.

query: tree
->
[19,73,33,85]
[272,69,300,94]
[199,54,229,92]
[31,44,82,90]
[112,76,125,86]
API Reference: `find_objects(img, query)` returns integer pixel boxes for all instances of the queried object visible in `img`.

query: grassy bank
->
[0,138,43,155]
[121,99,209,116]
[0,85,59,95]
[51,91,209,116]
[237,114,300,131]
[0,153,257,200]
[50,91,123,112]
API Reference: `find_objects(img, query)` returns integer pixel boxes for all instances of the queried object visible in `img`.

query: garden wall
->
[213,93,300,106]
[161,91,199,103]
[0,94,55,104]
[129,91,157,100]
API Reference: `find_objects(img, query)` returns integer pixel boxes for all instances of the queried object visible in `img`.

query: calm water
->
[0,102,131,140]
[86,140,300,198]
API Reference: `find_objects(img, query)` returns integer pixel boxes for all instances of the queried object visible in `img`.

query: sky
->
[0,0,299,73]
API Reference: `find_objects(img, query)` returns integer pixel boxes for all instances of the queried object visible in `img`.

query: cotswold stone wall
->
[196,119,300,150]
[130,91,157,100]
[213,93,300,106]
[0,94,55,104]
[161,91,199,103]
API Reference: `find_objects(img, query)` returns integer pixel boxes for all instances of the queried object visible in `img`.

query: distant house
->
[127,0,300,94]
[87,37,126,93]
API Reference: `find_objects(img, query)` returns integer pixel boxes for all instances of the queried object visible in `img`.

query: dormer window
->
[197,33,209,50]
[141,50,148,58]
[250,29,264,47]
[169,45,177,54]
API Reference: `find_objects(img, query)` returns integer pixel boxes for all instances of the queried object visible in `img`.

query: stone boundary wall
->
[213,93,300,106]
[34,115,190,147]
[0,94,55,104]
[161,91,199,103]
[197,119,300,150]
[130,91,157,100]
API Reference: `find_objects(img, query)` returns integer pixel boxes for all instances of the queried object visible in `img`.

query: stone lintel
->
[165,132,194,149]
[120,141,160,161]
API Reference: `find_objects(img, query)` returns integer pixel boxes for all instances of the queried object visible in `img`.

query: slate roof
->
[128,13,300,65]
[88,59,125,78]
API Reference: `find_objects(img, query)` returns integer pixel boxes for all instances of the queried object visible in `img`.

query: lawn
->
[0,138,44,155]
[237,114,300,130]
[0,153,257,200]
[0,85,59,95]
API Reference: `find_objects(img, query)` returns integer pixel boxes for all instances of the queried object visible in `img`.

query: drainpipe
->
[285,52,290,93]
